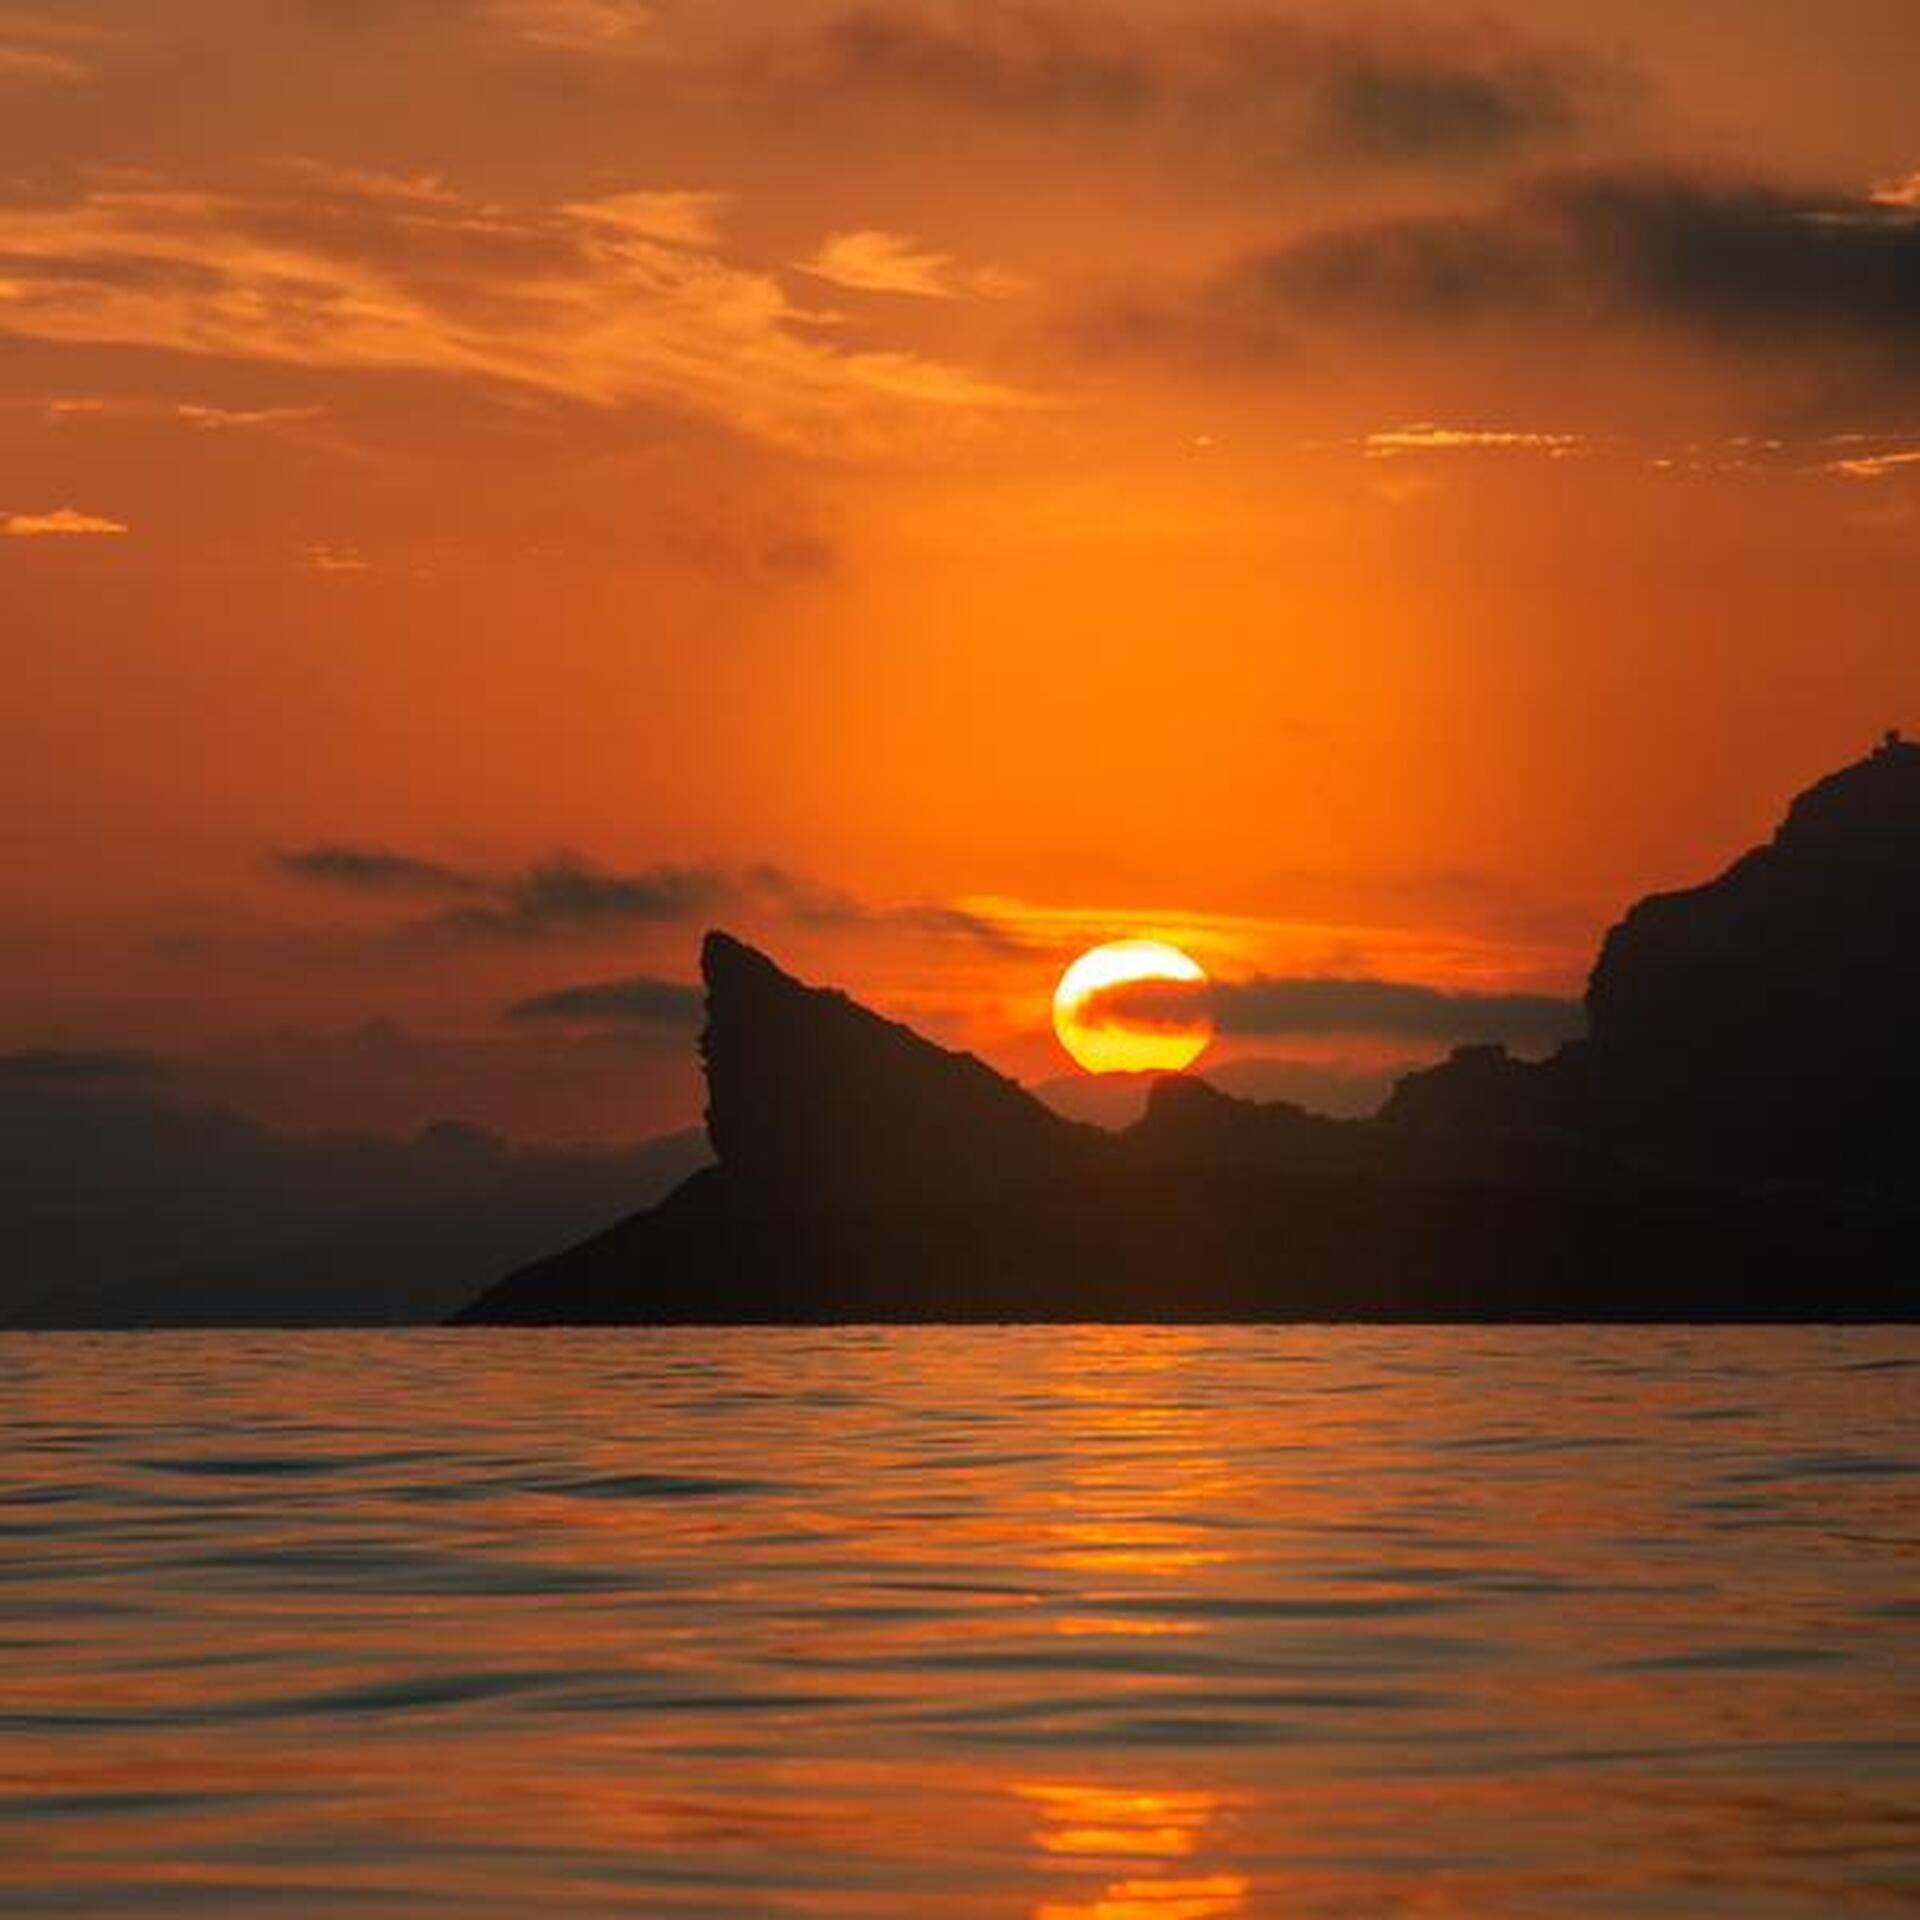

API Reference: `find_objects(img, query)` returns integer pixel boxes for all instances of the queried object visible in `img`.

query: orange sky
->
[2,0,1916,1141]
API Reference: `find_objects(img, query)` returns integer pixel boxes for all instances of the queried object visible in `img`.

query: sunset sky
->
[4,0,1917,1144]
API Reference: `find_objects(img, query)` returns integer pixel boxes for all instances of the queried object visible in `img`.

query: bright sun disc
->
[1052,940,1212,1075]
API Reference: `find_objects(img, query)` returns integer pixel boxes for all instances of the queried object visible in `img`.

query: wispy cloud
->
[504,973,703,1027]
[561,188,732,248]
[735,5,1618,174]
[429,858,723,942]
[303,544,373,573]
[272,842,720,938]
[797,229,1025,300]
[1112,170,1920,376]
[0,10,107,87]
[177,403,326,432]
[0,41,83,84]
[1363,424,1584,458]
[271,845,490,893]
[269,841,1029,951]
[1822,445,1920,481]
[483,0,654,56]
[0,163,1026,454]
[745,865,1036,953]
[3,506,127,537]
[1868,173,1920,211]
[41,396,325,433]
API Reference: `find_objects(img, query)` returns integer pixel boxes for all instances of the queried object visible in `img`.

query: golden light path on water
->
[3,1325,1917,1916]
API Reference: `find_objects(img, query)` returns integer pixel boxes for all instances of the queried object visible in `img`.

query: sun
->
[1052,940,1212,1075]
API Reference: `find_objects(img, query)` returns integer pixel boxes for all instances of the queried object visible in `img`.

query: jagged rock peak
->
[1582,734,1920,1181]
[697,930,1101,1203]
[1127,1070,1360,1172]
[1772,730,1920,860]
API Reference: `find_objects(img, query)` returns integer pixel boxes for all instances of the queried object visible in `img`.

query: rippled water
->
[2,1328,1917,1917]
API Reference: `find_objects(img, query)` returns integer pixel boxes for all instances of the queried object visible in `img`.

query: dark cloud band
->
[1083,974,1584,1049]
[1140,169,1920,362]
[738,5,1612,170]
[504,975,705,1027]
[271,844,488,894]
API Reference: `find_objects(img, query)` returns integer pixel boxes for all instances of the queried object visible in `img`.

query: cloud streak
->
[3,506,127,536]
[1129,170,1920,372]
[1362,423,1584,458]
[1822,445,1920,481]
[735,5,1616,171]
[797,229,1024,300]
[271,844,491,894]
[428,858,723,942]
[0,162,1026,453]
[483,0,654,56]
[0,10,105,87]
[270,842,1028,950]
[1083,973,1584,1049]
[504,973,703,1027]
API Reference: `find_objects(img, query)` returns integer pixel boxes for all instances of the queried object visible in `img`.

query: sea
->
[2,1327,1916,1917]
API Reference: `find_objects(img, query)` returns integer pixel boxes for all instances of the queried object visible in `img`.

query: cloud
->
[1082,973,1584,1049]
[303,543,373,573]
[560,188,731,248]
[1822,445,1920,481]
[1139,170,1920,368]
[1362,423,1584,458]
[271,843,491,893]
[735,5,1614,172]
[798,229,1025,300]
[270,839,1027,951]
[0,11,106,87]
[3,506,127,536]
[1308,47,1586,165]
[429,857,724,941]
[176,403,326,431]
[504,973,703,1027]
[745,865,1033,952]
[37,396,324,432]
[0,163,1025,453]
[483,0,653,55]
[0,42,84,84]
[274,842,721,939]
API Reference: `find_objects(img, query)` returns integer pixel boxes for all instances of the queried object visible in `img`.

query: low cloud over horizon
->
[1083,972,1585,1051]
[267,842,1032,952]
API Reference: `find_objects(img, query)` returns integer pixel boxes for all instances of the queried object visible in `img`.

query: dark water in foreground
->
[2,1329,1916,1918]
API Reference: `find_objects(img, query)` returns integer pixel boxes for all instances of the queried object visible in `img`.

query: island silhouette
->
[458,738,1920,1325]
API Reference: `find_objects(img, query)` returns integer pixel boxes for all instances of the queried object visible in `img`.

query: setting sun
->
[1053,941,1212,1076]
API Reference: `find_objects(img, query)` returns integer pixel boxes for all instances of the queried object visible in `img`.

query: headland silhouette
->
[458,738,1920,1325]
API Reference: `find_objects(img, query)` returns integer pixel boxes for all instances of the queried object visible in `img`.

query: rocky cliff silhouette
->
[700,931,1104,1205]
[1392,731,1920,1191]
[458,741,1920,1325]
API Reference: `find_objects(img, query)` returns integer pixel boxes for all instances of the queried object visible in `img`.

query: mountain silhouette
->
[458,741,1920,1325]
[700,930,1102,1205]
[1395,731,1920,1191]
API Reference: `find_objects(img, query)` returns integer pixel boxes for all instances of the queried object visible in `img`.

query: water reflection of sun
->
[1018,1783,1250,1920]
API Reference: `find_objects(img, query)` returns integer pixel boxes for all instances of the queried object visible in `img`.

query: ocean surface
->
[2,1328,1916,1918]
